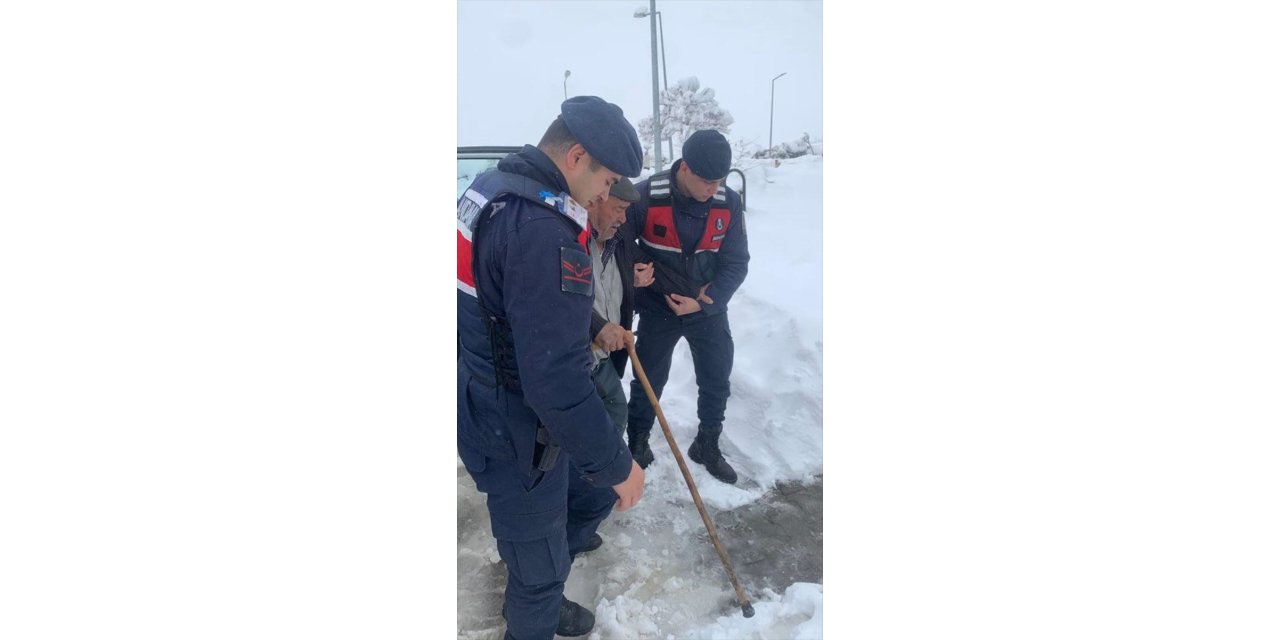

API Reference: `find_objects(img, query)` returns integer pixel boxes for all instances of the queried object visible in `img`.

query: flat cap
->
[681,129,732,180]
[560,96,644,178]
[609,177,641,203]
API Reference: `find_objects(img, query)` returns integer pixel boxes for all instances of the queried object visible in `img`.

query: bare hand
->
[592,322,627,353]
[613,459,645,511]
[697,283,714,305]
[633,262,655,288]
[665,293,702,316]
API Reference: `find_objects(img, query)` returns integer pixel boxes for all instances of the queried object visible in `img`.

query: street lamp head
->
[634,8,649,18]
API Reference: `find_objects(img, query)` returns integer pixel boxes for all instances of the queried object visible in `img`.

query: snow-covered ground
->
[458,154,824,639]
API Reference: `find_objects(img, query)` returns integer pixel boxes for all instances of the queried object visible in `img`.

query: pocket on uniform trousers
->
[496,535,570,587]
[493,507,571,586]
[491,505,568,541]
[521,469,547,494]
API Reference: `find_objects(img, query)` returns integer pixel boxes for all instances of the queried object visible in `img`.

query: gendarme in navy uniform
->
[624,129,750,485]
[457,96,645,640]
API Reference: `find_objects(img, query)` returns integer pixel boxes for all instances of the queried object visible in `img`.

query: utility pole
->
[655,11,672,161]
[635,6,673,162]
[648,0,663,170]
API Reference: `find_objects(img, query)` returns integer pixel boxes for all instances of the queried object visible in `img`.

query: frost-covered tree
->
[636,76,735,158]
[731,138,761,167]
[660,77,734,149]
[637,115,657,151]
[754,132,818,159]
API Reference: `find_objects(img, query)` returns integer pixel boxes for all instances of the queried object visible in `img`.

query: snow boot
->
[688,435,738,484]
[501,595,596,637]
[628,432,654,469]
[554,597,596,636]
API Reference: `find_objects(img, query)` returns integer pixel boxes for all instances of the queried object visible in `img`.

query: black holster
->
[533,423,561,472]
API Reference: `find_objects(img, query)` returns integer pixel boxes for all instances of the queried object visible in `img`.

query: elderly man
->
[557,178,657,559]
[584,177,654,435]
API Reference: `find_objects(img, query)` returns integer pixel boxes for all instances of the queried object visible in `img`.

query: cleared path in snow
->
[457,468,821,640]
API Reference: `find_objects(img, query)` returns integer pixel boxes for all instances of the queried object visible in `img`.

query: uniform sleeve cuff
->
[590,312,607,341]
[577,442,634,488]
[700,293,722,315]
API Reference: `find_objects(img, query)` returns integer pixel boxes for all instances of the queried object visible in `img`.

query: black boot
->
[555,597,596,636]
[501,596,596,637]
[688,434,738,484]
[628,431,654,469]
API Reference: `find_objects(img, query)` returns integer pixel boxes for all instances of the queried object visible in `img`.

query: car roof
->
[458,146,521,159]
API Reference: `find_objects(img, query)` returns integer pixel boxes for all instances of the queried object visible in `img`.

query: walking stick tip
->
[741,603,755,618]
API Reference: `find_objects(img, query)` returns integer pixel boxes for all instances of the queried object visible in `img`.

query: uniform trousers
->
[460,370,617,640]
[625,311,734,442]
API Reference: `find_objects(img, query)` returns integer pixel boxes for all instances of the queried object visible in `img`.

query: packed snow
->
[458,153,824,639]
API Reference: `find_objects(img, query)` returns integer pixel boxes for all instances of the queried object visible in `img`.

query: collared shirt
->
[589,237,624,364]
[591,224,624,265]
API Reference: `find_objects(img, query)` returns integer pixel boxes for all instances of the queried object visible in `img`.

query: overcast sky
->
[457,0,822,152]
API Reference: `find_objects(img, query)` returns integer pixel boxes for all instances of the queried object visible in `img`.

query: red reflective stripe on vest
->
[458,209,586,293]
[457,229,475,289]
[644,204,730,254]
[695,208,732,253]
[641,206,680,250]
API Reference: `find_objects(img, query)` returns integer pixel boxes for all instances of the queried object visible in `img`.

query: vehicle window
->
[457,158,502,199]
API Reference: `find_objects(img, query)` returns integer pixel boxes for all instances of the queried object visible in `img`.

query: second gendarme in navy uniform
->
[456,96,645,640]
[624,129,750,485]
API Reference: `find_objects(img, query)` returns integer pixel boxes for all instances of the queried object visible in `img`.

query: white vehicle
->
[456,146,521,200]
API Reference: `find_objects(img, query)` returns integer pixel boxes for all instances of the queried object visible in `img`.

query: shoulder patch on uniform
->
[560,245,593,296]
[457,189,487,232]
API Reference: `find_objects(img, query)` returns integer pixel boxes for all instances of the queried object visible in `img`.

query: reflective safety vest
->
[638,170,732,290]
[456,170,590,391]
[457,173,589,299]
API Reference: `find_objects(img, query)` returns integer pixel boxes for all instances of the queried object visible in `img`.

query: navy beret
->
[681,129,732,180]
[560,96,644,178]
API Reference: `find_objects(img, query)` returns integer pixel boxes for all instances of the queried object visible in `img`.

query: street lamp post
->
[770,72,787,151]
[563,69,571,100]
[634,6,672,161]
[637,1,662,170]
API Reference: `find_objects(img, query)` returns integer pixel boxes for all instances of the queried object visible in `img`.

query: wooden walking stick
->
[624,332,755,618]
